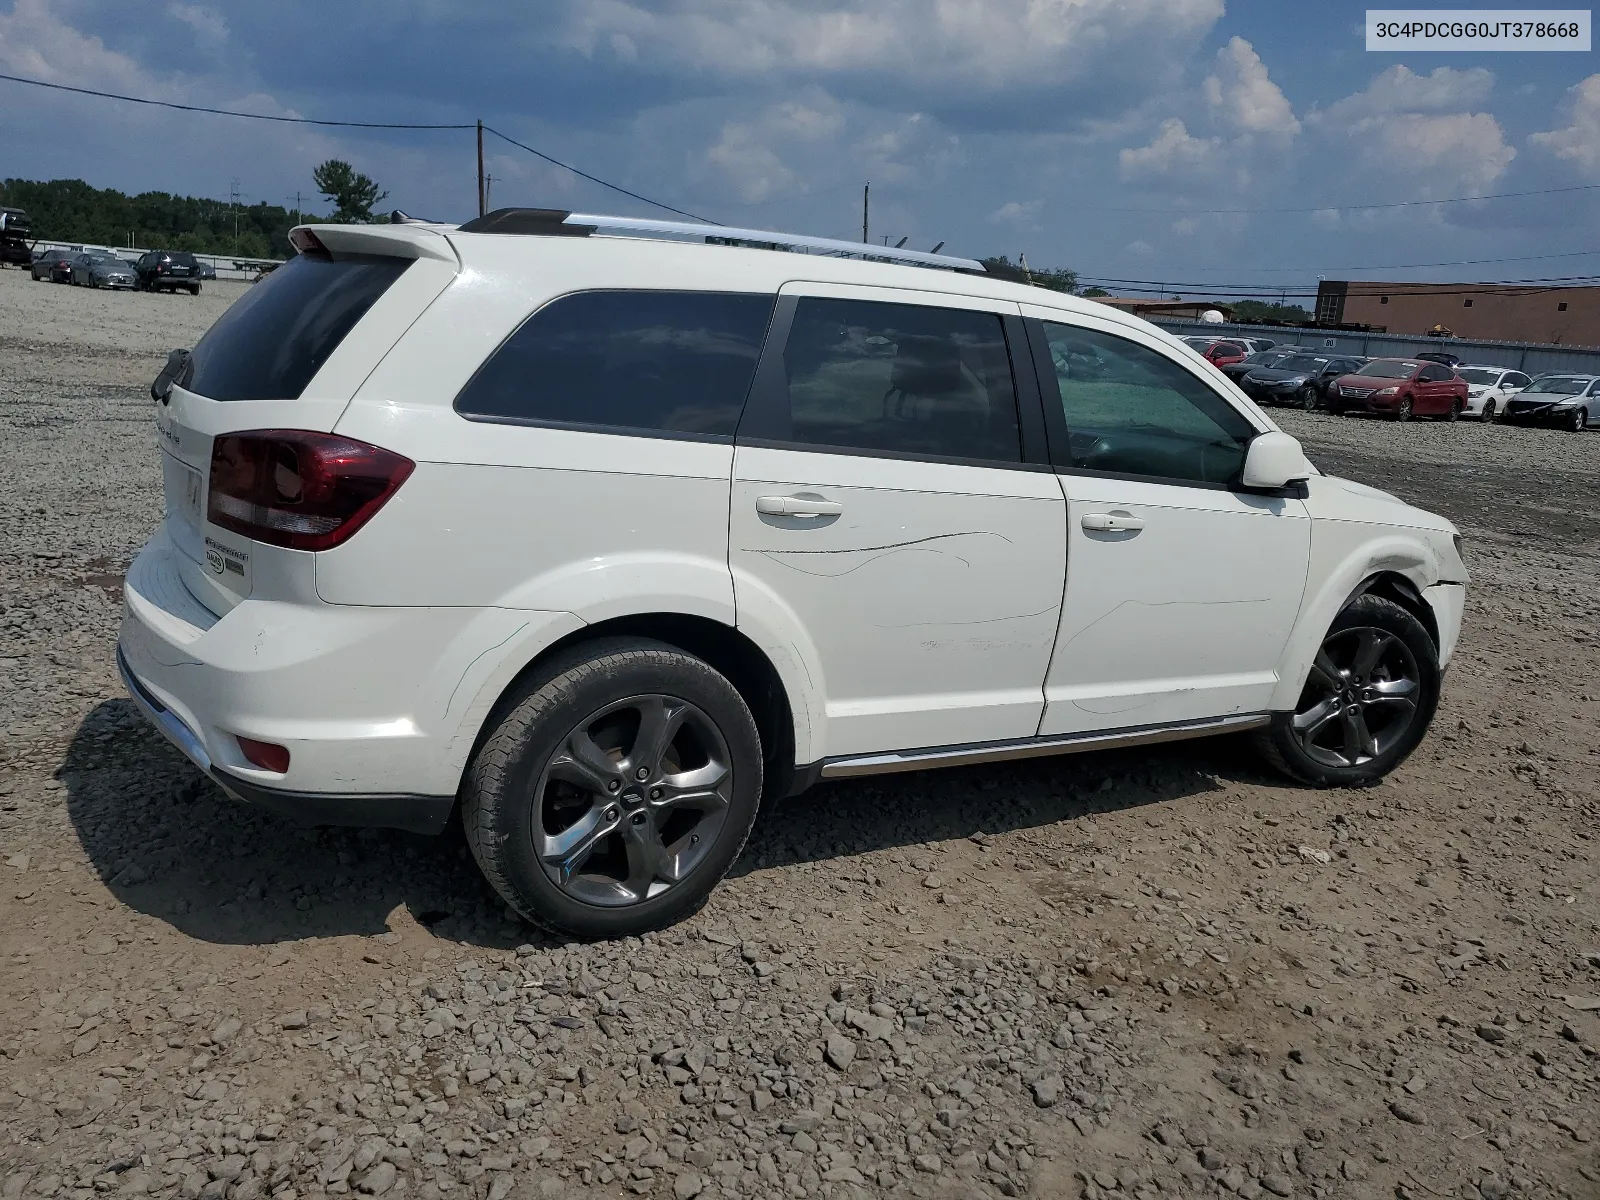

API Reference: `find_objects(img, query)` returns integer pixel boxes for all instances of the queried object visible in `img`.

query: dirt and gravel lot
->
[2,264,1597,1200]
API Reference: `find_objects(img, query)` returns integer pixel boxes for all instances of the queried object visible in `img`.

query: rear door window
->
[187,253,411,401]
[455,290,774,438]
[753,296,1022,463]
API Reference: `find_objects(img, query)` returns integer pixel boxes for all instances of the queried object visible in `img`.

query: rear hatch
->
[156,225,459,616]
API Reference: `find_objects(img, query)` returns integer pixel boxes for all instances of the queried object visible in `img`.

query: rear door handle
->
[1081,512,1144,533]
[756,494,843,518]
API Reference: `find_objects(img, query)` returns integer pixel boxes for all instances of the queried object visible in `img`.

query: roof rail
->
[454,207,984,273]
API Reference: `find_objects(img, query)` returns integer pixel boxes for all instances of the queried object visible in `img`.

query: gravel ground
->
[2,264,1598,1200]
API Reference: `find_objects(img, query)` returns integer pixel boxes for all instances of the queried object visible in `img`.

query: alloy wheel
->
[1483,399,1496,421]
[1397,397,1413,421]
[1447,399,1461,422]
[533,694,734,908]
[1300,386,1319,410]
[1290,627,1421,769]
[1572,407,1588,433]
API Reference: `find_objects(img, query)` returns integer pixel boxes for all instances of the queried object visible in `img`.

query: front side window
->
[1039,322,1256,486]
[457,290,774,438]
[772,297,1021,462]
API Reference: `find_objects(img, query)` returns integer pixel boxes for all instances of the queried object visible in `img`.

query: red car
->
[1327,358,1469,421]
[1181,336,1251,368]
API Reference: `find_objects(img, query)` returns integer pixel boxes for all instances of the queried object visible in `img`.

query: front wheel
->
[1299,386,1319,411]
[1396,396,1413,422]
[463,638,763,939]
[1482,398,1496,422]
[1570,407,1588,433]
[1256,594,1440,788]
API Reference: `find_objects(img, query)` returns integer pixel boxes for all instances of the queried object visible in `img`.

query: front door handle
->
[756,494,843,518]
[1081,512,1144,533]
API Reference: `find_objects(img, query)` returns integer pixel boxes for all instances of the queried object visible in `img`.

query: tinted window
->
[1507,373,1531,388]
[1420,364,1452,382]
[773,297,1020,462]
[1282,356,1328,373]
[456,291,773,438]
[169,252,197,266]
[1040,322,1255,486]
[187,253,409,401]
[1355,360,1418,379]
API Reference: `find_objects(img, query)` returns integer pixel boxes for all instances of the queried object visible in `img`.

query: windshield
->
[1523,376,1589,394]
[1281,356,1328,373]
[1354,359,1417,379]
[1456,369,1498,385]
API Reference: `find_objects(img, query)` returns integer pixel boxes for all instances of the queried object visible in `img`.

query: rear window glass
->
[187,253,409,401]
[455,290,775,438]
[169,252,197,265]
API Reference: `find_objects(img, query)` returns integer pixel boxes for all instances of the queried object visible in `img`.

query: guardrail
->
[24,241,282,283]
[1151,317,1600,375]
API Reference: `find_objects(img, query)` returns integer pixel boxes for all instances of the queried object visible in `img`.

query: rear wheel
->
[1446,398,1462,422]
[1256,594,1439,788]
[1396,396,1413,421]
[463,638,763,939]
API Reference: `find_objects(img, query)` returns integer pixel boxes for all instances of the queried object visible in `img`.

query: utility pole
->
[477,120,486,218]
[229,178,241,253]
[486,174,493,211]
[862,182,869,244]
[288,192,303,226]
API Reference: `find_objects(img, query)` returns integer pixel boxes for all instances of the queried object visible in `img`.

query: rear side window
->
[187,253,409,401]
[456,290,775,438]
[768,297,1021,463]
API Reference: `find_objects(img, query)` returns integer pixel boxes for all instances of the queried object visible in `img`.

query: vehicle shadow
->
[61,699,1264,951]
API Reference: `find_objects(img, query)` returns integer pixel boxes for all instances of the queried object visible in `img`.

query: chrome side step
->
[818,713,1271,779]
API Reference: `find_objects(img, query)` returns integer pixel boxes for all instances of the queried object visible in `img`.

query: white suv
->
[119,209,1468,937]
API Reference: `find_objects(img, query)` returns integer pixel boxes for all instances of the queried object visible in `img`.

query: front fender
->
[1268,529,1440,711]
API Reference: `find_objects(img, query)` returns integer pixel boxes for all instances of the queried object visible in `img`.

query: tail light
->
[207,430,414,551]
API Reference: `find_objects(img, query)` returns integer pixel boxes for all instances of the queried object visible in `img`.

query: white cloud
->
[707,122,797,203]
[1317,65,1494,126]
[1204,37,1298,137]
[1118,118,1219,179]
[988,199,1042,224]
[0,0,176,94]
[1531,74,1600,175]
[558,0,1223,95]
[1126,238,1154,255]
[1311,65,1514,195]
[168,3,229,45]
[1171,216,1199,235]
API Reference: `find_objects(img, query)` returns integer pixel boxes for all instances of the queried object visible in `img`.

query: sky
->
[4,0,1600,298]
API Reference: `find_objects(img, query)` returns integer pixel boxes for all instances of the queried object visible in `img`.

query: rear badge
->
[203,537,249,581]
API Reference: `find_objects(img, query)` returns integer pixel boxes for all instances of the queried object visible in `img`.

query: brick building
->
[1316,280,1600,346]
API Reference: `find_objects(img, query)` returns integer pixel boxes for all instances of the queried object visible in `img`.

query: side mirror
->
[1240,431,1313,490]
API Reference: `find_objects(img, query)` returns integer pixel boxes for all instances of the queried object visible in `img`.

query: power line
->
[0,71,475,128]
[1111,248,1600,276]
[481,126,717,224]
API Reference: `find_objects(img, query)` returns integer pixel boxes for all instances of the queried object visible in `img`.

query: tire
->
[1482,398,1496,422]
[462,637,763,939]
[189,284,201,296]
[1570,407,1587,433]
[1298,386,1319,411]
[1256,594,1440,788]
[1396,396,1413,422]
[1446,398,1462,422]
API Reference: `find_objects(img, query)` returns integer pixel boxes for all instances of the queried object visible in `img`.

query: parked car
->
[1415,350,1462,369]
[0,205,33,267]
[118,211,1467,937]
[67,250,138,289]
[134,249,202,294]
[30,247,76,282]
[1180,336,1250,367]
[1239,354,1367,410]
[197,260,217,281]
[1499,375,1600,432]
[1453,365,1531,421]
[1219,348,1303,385]
[1328,358,1469,421]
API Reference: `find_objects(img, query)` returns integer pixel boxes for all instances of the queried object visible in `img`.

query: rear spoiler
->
[288,223,458,266]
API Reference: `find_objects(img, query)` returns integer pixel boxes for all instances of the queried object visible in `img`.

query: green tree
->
[1230,300,1312,324]
[1080,286,1110,298]
[312,159,388,224]
[980,255,1079,294]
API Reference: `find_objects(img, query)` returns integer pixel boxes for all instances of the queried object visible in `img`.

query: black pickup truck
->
[0,206,34,267]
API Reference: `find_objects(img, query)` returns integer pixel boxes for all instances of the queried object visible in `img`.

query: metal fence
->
[1151,317,1600,375]
[25,240,280,283]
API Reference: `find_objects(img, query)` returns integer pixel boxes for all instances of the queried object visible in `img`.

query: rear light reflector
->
[237,736,290,773]
[207,430,414,551]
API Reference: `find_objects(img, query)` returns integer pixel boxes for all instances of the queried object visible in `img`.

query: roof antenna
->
[929,241,945,254]
[894,236,908,248]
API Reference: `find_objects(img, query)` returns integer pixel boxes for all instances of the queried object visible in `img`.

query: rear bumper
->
[118,647,453,834]
[116,523,582,827]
